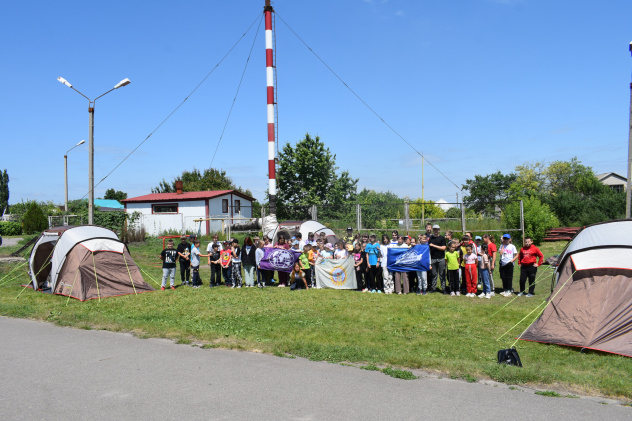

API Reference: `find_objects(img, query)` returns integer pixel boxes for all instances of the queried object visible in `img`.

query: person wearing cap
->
[343,227,355,245]
[428,224,447,294]
[320,243,334,259]
[176,235,192,286]
[499,234,518,296]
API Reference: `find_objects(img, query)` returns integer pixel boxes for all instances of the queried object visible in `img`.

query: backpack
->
[497,347,522,367]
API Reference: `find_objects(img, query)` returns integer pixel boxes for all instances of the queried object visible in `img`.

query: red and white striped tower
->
[264,0,277,214]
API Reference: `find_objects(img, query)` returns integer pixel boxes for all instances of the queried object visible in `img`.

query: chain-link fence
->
[48,215,85,228]
[263,201,524,239]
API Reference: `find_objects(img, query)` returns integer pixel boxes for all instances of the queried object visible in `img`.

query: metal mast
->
[264,0,277,214]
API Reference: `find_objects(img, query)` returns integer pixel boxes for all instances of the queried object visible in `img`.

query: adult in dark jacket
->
[241,237,258,287]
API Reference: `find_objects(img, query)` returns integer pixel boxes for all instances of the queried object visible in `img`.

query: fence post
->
[404,201,410,235]
[520,199,525,240]
[460,202,466,234]
[357,203,362,232]
[311,204,318,221]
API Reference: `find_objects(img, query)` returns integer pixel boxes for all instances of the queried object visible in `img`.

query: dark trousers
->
[500,262,514,291]
[355,268,365,291]
[367,265,380,291]
[304,268,311,286]
[210,264,221,286]
[278,271,289,286]
[448,269,460,294]
[261,269,273,285]
[519,264,537,294]
[179,260,190,284]
[430,258,446,292]
[222,266,232,285]
[191,266,201,286]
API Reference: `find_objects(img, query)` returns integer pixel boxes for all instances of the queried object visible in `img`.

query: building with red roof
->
[122,187,255,236]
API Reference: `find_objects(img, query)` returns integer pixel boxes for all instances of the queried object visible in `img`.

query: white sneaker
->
[485,293,491,299]
[456,292,461,296]
[450,292,455,296]
[490,292,495,296]
[517,292,524,297]
[478,293,485,298]
[526,293,533,297]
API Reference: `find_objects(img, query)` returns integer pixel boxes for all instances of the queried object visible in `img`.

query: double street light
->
[64,139,86,212]
[57,77,131,225]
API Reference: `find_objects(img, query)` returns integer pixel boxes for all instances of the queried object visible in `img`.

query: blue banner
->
[386,245,431,272]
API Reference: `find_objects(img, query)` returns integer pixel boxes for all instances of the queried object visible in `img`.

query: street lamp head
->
[114,78,131,89]
[57,77,73,88]
[77,139,86,146]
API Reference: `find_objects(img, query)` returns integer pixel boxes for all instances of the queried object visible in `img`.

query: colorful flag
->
[259,247,302,273]
[314,257,357,289]
[386,245,430,272]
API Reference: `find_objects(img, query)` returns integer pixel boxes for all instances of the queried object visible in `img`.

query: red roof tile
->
[122,190,254,203]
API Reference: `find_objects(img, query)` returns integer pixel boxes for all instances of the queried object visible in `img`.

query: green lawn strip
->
[0,240,631,400]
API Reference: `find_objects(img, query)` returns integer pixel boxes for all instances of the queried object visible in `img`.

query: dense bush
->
[502,196,559,245]
[22,202,49,234]
[0,221,22,235]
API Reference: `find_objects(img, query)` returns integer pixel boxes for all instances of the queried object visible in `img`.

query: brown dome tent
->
[28,226,154,301]
[520,220,632,357]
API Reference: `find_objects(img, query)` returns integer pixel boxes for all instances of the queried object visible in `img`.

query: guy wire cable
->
[210,15,264,167]
[275,12,461,191]
[62,12,263,215]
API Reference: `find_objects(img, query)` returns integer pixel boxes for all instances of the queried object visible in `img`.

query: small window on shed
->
[222,199,228,213]
[235,200,241,213]
[153,203,178,214]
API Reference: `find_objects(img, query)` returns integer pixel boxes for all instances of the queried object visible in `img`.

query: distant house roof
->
[122,190,255,204]
[596,172,626,182]
[94,199,124,210]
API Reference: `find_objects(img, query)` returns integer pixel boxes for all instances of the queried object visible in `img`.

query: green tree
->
[509,161,547,198]
[502,196,559,245]
[152,167,252,197]
[356,189,403,230]
[445,207,461,219]
[0,169,8,214]
[22,202,49,234]
[545,157,603,195]
[103,188,127,201]
[276,133,358,218]
[463,171,517,215]
[409,199,446,219]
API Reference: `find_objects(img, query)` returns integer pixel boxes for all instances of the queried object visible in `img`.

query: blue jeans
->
[480,268,491,294]
[161,268,176,287]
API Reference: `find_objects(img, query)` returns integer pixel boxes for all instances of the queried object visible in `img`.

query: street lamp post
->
[64,139,86,212]
[57,77,131,225]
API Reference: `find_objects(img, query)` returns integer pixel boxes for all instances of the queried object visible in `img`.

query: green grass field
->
[1,237,630,401]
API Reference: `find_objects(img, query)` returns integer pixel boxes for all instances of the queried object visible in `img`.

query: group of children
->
[159,227,545,297]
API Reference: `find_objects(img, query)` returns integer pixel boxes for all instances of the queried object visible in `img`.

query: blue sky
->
[1,0,631,207]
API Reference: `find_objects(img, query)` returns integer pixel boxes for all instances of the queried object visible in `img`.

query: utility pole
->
[627,41,632,219]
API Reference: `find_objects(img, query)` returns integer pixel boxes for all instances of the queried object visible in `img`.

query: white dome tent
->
[28,226,153,301]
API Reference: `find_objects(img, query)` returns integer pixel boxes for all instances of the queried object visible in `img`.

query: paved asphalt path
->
[0,237,22,247]
[0,317,629,420]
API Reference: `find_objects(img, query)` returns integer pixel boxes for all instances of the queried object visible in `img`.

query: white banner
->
[314,257,357,289]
